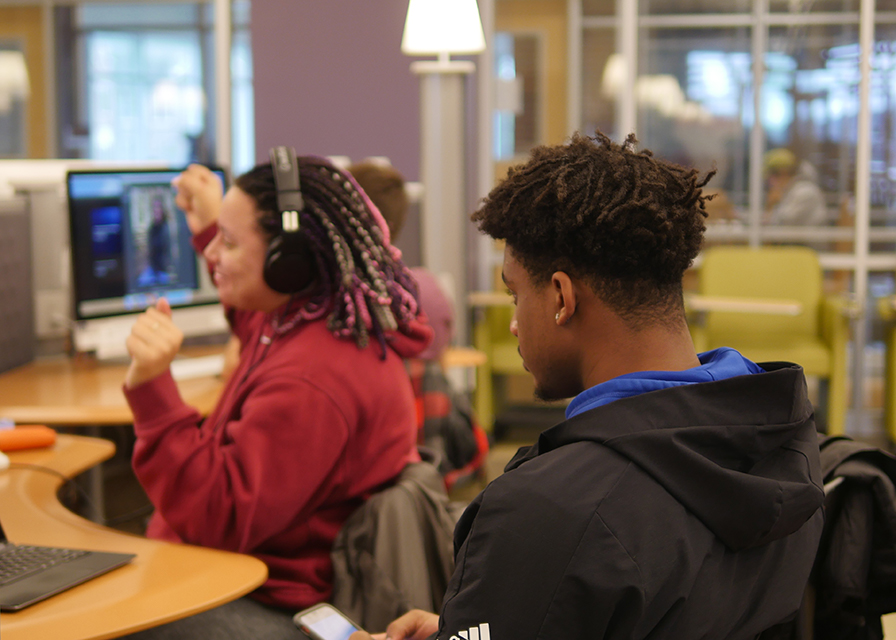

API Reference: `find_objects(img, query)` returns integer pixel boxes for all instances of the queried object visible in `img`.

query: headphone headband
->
[270,146,304,217]
[263,146,316,294]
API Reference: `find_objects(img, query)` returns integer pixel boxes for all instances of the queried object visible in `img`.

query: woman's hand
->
[349,610,440,640]
[124,298,184,389]
[172,164,224,235]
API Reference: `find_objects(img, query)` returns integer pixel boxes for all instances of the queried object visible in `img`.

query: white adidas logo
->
[448,623,491,640]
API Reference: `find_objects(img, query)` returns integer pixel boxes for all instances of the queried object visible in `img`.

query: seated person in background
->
[348,160,487,491]
[345,161,411,249]
[764,147,827,226]
[121,152,432,639]
[352,132,824,640]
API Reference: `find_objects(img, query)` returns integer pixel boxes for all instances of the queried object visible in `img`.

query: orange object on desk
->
[0,425,57,451]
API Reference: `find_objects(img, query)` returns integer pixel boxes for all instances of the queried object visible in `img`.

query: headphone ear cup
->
[263,232,317,294]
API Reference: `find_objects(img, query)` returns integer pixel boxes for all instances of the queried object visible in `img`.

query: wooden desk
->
[0,347,225,426]
[0,346,226,522]
[0,434,268,640]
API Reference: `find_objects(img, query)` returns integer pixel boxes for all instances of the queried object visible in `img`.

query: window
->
[493,32,541,161]
[0,46,28,157]
[54,1,253,173]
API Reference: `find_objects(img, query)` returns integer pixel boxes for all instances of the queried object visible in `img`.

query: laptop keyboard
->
[0,545,88,586]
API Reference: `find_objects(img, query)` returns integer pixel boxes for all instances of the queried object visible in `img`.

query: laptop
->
[0,517,136,611]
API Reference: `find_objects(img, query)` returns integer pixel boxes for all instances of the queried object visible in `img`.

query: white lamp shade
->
[0,50,30,112]
[401,0,486,56]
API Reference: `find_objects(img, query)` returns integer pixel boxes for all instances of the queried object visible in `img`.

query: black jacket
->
[813,435,896,639]
[434,362,825,640]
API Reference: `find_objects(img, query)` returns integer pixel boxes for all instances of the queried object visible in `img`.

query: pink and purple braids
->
[235,156,420,353]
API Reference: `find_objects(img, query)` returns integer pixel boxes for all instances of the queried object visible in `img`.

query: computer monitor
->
[66,167,230,359]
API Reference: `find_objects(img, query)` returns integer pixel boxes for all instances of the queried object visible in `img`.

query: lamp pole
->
[412,58,474,344]
[401,0,485,345]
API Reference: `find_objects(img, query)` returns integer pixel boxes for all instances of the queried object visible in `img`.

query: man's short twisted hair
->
[472,131,714,325]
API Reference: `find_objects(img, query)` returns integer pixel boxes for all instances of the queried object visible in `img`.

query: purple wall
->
[250,0,420,182]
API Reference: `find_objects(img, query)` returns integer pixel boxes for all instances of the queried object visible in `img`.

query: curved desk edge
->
[0,435,268,640]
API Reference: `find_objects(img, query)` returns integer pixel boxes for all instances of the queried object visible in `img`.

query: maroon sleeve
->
[126,370,352,552]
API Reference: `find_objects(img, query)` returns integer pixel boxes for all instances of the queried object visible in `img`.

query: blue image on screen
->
[309,612,359,640]
[90,206,123,255]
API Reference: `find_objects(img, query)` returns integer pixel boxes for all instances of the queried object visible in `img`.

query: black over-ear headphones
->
[264,146,316,294]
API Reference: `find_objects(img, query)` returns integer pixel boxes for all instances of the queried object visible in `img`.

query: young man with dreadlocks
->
[351,132,824,640]
[121,156,431,639]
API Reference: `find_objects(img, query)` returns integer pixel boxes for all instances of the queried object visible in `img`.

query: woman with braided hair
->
[120,155,432,639]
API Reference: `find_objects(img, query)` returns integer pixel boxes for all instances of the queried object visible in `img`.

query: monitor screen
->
[66,167,228,321]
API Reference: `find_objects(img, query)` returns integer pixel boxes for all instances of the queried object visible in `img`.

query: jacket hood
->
[383,314,433,359]
[507,363,824,551]
[411,267,454,361]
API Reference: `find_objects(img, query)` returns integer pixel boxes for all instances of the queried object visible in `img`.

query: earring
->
[555,312,561,322]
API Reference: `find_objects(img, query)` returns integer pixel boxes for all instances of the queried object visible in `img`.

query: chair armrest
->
[468,291,513,307]
[878,296,896,323]
[820,295,860,346]
[685,293,802,315]
[684,293,803,353]
[441,347,487,370]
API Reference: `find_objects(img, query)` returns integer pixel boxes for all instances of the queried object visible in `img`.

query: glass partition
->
[582,0,613,17]
[493,32,542,162]
[571,0,893,440]
[760,22,861,267]
[581,28,617,141]
[769,0,859,14]
[0,45,28,157]
[638,26,752,211]
[640,0,752,14]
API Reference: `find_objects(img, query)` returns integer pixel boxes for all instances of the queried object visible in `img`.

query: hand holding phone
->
[294,603,363,640]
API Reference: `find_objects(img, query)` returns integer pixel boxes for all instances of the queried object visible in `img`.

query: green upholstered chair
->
[472,299,525,434]
[689,245,853,435]
[876,297,896,443]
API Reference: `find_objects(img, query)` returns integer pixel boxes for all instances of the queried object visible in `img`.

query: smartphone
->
[293,603,363,640]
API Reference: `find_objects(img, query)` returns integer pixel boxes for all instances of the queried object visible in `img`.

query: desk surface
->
[0,434,268,640]
[0,347,225,426]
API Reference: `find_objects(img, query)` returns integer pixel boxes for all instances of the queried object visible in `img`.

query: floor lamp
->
[402,0,486,345]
